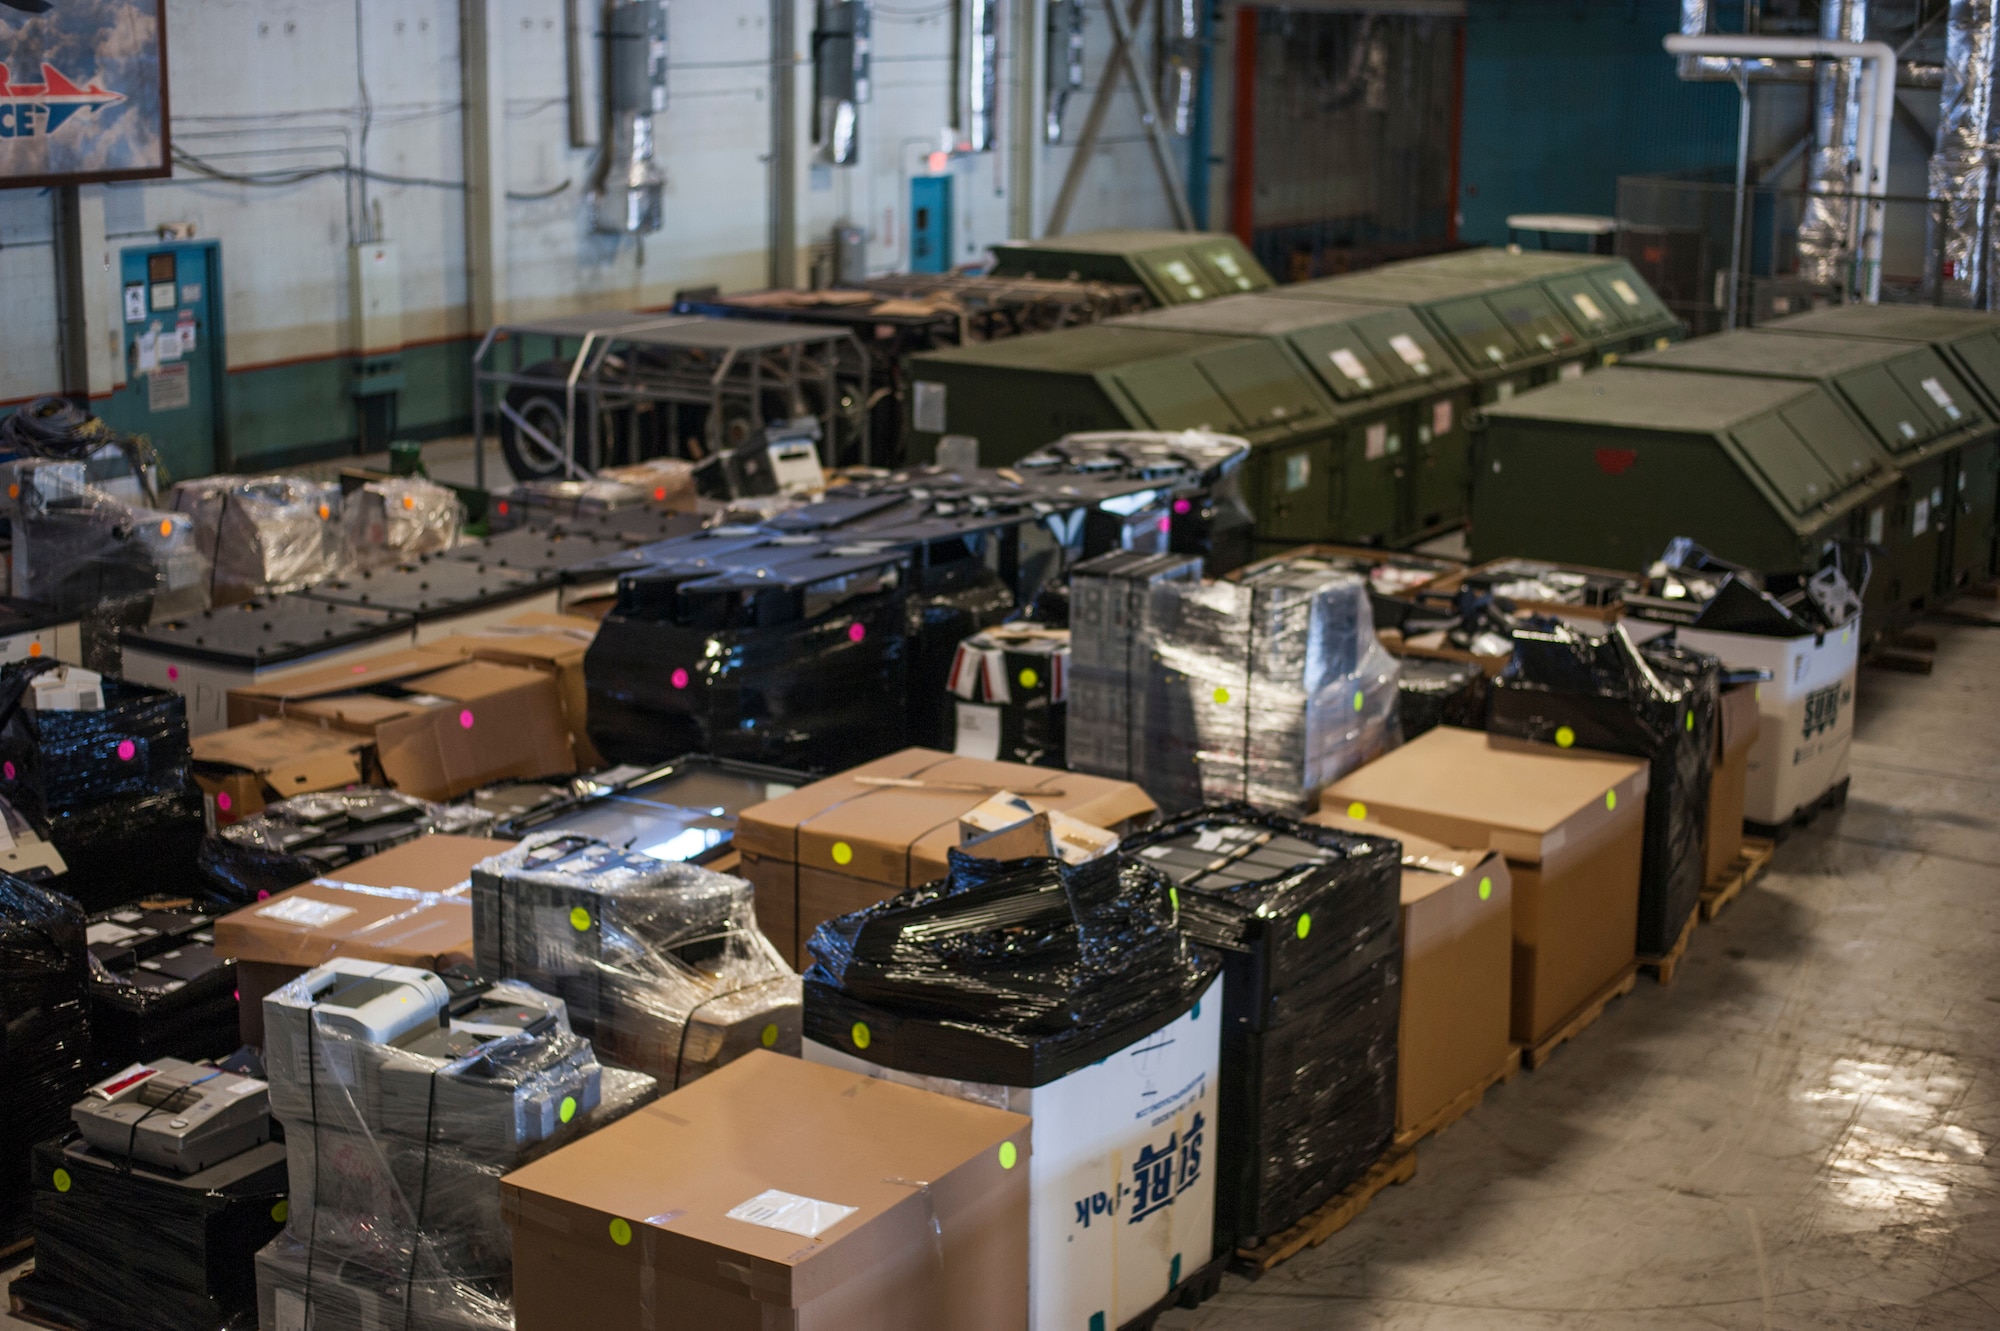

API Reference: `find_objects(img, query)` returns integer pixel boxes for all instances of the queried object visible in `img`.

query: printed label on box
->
[726,1189,857,1239]
[256,897,357,928]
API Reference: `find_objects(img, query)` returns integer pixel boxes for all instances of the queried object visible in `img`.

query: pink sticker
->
[116,740,136,761]
[352,665,368,674]
[459,709,475,730]
[1157,516,1171,533]
[848,623,866,644]
[217,791,233,812]
[670,668,690,690]
[1174,499,1192,515]
[2,762,12,781]
[167,665,180,681]
[256,890,270,901]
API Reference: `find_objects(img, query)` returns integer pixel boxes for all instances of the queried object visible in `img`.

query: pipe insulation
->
[1797,0,1867,288]
[1930,1,2000,307]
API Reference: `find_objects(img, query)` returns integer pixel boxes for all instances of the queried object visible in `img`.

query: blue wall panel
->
[1460,0,1741,244]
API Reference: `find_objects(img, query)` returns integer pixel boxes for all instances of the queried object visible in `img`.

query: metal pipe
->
[1665,34,1898,302]
[1726,70,1751,330]
[1799,1,1865,291]
[1929,0,2000,307]
[1677,0,1942,87]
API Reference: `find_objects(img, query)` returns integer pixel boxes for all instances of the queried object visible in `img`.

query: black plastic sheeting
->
[0,661,206,911]
[1124,806,1402,1250]
[803,848,1219,1088]
[1395,656,1487,740]
[1489,624,1719,957]
[10,1136,286,1331]
[0,874,92,1247]
[86,904,239,1074]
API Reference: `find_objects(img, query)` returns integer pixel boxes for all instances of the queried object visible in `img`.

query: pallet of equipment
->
[1393,1048,1522,1152]
[1233,1148,1417,1275]
[1638,906,1699,986]
[1117,1251,1231,1330]
[1521,964,1639,1070]
[1700,836,1775,922]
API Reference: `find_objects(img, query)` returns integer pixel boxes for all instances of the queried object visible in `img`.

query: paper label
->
[86,921,139,945]
[1920,377,1961,419]
[136,329,158,373]
[123,284,146,323]
[1283,452,1311,492]
[1365,422,1389,461]
[256,896,357,928]
[1610,278,1641,306]
[1433,398,1454,437]
[1559,361,1585,380]
[1914,496,1931,536]
[954,701,1003,761]
[1899,420,1917,440]
[726,1189,857,1239]
[1328,347,1372,387]
[912,381,947,433]
[1571,291,1606,323]
[150,363,191,410]
[1387,333,1430,372]
[1868,506,1885,546]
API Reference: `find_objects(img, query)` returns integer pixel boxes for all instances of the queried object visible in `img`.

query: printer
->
[71,1058,271,1174]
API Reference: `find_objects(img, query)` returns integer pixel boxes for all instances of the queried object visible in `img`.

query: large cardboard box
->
[1705,683,1762,882]
[190,718,371,825]
[214,834,510,1045]
[500,1050,1031,1331]
[226,647,575,800]
[425,611,603,770]
[1676,621,1857,826]
[1312,812,1513,1137]
[808,975,1220,1331]
[1323,727,1647,1045]
[736,748,1155,967]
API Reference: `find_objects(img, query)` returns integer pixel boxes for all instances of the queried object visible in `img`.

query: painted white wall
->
[0,0,1189,403]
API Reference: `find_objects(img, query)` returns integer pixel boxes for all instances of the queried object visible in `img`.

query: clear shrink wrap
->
[344,477,462,569]
[0,873,92,1246]
[174,474,346,604]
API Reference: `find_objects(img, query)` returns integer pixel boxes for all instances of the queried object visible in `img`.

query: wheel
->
[498,361,587,481]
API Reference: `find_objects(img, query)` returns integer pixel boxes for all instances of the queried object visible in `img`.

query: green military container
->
[1629,330,1993,628]
[988,229,1275,306]
[1275,248,1681,404]
[1106,294,1477,543]
[1764,304,2000,584]
[1472,368,1899,601]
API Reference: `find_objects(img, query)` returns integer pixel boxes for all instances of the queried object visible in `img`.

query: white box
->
[808,976,1221,1331]
[1677,620,1860,825]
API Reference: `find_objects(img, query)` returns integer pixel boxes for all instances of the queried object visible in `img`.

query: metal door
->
[102,241,227,481]
[910,176,952,274]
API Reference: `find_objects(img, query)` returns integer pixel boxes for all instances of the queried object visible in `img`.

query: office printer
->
[71,1058,271,1174]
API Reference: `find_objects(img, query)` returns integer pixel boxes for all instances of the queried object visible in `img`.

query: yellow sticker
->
[560,1096,577,1124]
[999,1141,1019,1170]
[609,1218,633,1247]
[1019,667,1039,690]
[1347,801,1367,821]
[852,1022,872,1051]
[1685,711,1694,732]
[1169,886,1179,912]
[272,1200,290,1224]
[1478,876,1492,901]
[1213,686,1231,705]
[761,1023,780,1048]
[52,1168,70,1193]
[1352,690,1365,712]
[1555,726,1576,749]
[1296,913,1312,940]
[569,906,592,932]
[831,841,854,866]
[1606,790,1618,812]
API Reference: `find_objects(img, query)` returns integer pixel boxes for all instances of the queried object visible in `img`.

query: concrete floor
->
[1159,619,2000,1330]
[5,622,1994,1330]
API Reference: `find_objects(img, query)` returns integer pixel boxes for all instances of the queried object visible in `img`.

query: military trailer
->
[988,229,1275,306]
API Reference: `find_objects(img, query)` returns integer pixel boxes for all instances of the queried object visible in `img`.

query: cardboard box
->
[1676,621,1857,826]
[226,647,575,801]
[425,611,603,770]
[736,749,1155,967]
[807,976,1220,1331]
[214,834,511,1045]
[501,1050,1031,1331]
[191,718,371,825]
[1323,727,1648,1045]
[1705,682,1762,882]
[1311,812,1514,1137]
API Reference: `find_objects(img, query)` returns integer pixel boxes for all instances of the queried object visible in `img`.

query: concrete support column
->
[461,0,508,333]
[1008,0,1047,239]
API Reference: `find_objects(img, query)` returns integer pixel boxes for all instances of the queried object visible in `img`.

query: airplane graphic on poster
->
[0,61,123,138]
[0,3,55,15]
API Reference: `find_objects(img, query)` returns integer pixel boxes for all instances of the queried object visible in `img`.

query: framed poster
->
[0,0,169,188]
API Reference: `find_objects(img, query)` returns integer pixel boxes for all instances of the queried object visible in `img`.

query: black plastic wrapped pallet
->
[1488,623,1719,956]
[86,904,239,1073]
[904,558,1016,751]
[9,1136,286,1331]
[1123,807,1402,1249]
[947,626,1070,767]
[1396,656,1488,740]
[803,848,1219,1088]
[0,661,206,910]
[0,873,92,1247]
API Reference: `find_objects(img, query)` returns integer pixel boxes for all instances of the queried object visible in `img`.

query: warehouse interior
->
[0,2,1995,1330]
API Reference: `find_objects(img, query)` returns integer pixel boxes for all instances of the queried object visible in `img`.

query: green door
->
[1732,415,1842,515]
[1112,360,1241,432]
[100,241,227,483]
[1430,296,1529,374]
[1255,437,1337,544]
[1953,439,2000,579]
[1486,287,1582,365]
[1341,408,1408,545]
[1136,252,1215,305]
[1412,389,1473,533]
[1193,343,1323,434]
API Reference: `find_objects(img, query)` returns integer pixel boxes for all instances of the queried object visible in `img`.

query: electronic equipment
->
[71,1058,271,1174]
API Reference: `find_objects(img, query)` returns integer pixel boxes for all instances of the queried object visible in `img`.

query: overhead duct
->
[592,0,669,235]
[1161,0,1202,137]
[816,0,872,166]
[964,0,999,153]
[1047,1,1086,144]
[1797,0,1868,289]
[1677,0,1943,86]
[1930,1,2000,307]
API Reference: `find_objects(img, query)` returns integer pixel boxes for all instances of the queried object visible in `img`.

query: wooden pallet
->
[1866,629,1938,675]
[0,1236,29,1265]
[1746,778,1850,844]
[1234,1148,1417,1275]
[1393,1048,1522,1152]
[1700,836,1775,922]
[1521,965,1639,1071]
[1117,1251,1231,1330]
[1638,906,1699,986]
